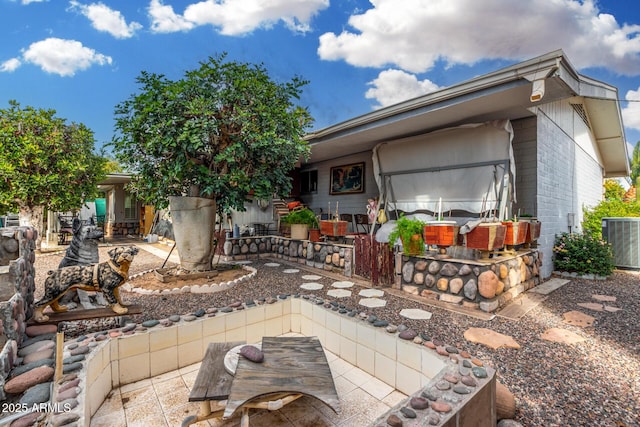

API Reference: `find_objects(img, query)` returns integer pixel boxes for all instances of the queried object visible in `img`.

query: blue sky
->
[2,0,640,157]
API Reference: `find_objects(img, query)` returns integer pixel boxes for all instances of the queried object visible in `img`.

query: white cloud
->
[0,58,22,72]
[622,87,640,131]
[69,1,142,39]
[148,0,328,36]
[318,0,640,75]
[21,0,47,4]
[365,69,441,108]
[148,0,194,33]
[22,38,112,76]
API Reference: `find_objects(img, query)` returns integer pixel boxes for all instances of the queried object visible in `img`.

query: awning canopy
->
[373,120,515,218]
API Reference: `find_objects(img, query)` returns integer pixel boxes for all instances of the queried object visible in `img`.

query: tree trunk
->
[169,196,217,271]
[19,205,44,250]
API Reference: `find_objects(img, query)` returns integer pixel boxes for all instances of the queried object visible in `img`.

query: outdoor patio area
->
[89,332,407,427]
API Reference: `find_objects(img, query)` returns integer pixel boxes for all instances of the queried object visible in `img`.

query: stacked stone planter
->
[396,250,541,313]
[0,226,37,401]
[223,236,353,277]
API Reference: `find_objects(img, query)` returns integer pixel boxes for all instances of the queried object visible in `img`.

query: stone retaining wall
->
[396,250,542,313]
[223,236,354,277]
[0,226,37,401]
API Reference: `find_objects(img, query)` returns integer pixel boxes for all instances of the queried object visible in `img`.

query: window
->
[300,170,318,194]
[124,192,138,220]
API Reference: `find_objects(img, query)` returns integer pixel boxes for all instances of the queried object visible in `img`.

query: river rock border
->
[223,236,353,277]
[397,250,542,313]
[123,265,257,295]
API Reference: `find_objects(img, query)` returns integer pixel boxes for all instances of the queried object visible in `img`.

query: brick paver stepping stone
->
[463,327,521,350]
[359,298,387,308]
[264,263,281,267]
[577,302,604,311]
[399,308,432,320]
[302,275,322,281]
[563,311,595,327]
[540,327,586,344]
[359,289,384,297]
[300,283,324,290]
[327,289,352,298]
[283,269,299,273]
[331,281,354,288]
[592,294,616,302]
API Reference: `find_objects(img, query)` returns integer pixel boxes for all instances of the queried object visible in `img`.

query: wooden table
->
[183,336,340,427]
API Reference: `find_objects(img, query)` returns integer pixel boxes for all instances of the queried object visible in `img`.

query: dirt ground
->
[127,267,248,291]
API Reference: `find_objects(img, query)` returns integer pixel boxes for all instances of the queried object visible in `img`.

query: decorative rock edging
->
[398,251,541,313]
[552,271,609,281]
[223,236,354,277]
[123,265,257,295]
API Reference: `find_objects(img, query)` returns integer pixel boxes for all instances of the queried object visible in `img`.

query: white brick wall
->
[535,101,604,277]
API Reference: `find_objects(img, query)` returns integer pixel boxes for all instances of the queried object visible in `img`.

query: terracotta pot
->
[423,221,458,247]
[308,228,321,242]
[401,234,425,256]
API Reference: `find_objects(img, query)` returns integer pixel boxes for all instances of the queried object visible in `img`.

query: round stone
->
[399,329,418,340]
[142,319,160,328]
[461,376,478,387]
[472,366,488,378]
[435,380,450,390]
[430,401,452,413]
[400,407,416,418]
[386,414,403,426]
[409,396,429,410]
[453,385,471,394]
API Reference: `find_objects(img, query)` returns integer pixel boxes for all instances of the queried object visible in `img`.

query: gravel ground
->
[34,243,640,427]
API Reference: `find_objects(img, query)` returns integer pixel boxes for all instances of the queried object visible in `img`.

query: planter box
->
[502,221,529,246]
[320,220,348,236]
[523,220,541,243]
[465,222,506,251]
[290,224,309,240]
[423,221,458,247]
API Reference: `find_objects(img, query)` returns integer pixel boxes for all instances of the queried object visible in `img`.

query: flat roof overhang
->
[304,50,629,177]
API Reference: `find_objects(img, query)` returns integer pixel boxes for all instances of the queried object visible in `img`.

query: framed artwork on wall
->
[330,162,365,195]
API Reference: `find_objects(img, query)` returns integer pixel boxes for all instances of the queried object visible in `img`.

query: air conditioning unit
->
[602,217,640,269]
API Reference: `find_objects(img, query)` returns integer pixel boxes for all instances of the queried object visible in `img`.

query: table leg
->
[241,407,250,427]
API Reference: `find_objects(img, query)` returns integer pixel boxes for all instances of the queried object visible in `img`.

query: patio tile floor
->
[90,333,406,427]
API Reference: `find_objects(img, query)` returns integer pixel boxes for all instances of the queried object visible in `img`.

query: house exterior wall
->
[535,100,604,278]
[512,117,538,217]
[300,152,378,231]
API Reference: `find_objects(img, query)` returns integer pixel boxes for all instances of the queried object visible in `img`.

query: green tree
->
[630,141,640,184]
[603,179,625,200]
[0,100,107,248]
[112,54,312,212]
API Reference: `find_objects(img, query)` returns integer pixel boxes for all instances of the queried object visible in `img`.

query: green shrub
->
[389,214,426,255]
[282,208,319,227]
[553,232,614,276]
[582,199,640,239]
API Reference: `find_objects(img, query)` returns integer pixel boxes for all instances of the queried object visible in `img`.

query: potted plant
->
[388,214,427,256]
[282,208,318,240]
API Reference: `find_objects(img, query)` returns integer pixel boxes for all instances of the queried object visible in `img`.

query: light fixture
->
[530,79,545,103]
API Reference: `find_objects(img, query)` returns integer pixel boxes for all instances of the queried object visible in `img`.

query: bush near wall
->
[553,232,614,276]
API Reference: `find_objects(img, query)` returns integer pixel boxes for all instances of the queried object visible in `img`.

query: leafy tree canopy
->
[112,53,313,211]
[603,178,625,200]
[631,141,640,184]
[0,100,107,215]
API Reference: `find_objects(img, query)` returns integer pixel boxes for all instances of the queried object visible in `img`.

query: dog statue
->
[59,217,104,268]
[34,246,139,322]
